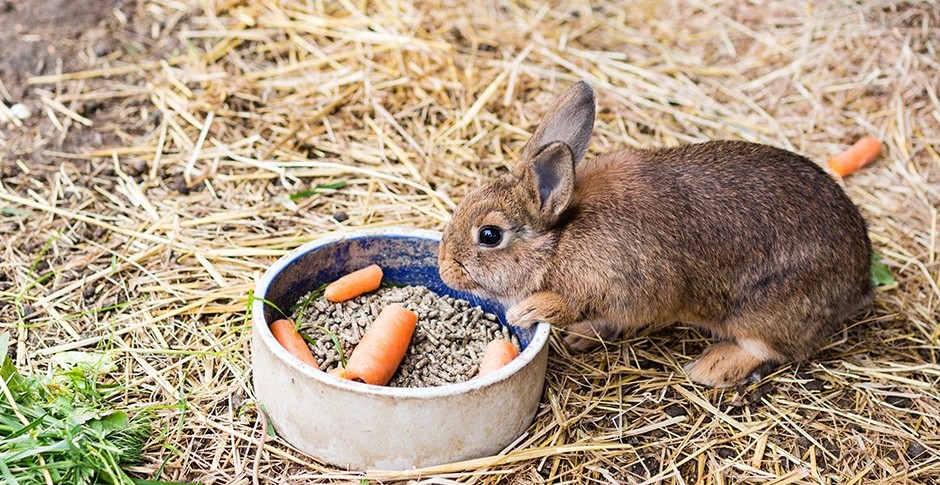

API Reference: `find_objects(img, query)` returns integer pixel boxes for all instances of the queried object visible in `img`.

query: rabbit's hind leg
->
[683,339,781,388]
[563,320,622,352]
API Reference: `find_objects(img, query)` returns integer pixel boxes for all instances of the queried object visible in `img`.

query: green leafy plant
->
[870,253,895,287]
[0,332,154,485]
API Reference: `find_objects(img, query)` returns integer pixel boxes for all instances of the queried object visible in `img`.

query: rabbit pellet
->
[294,285,518,388]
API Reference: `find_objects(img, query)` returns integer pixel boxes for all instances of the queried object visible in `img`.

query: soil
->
[0,0,118,99]
[0,0,166,203]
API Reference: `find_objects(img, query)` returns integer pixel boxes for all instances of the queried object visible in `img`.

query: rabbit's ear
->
[522,141,575,222]
[520,81,596,165]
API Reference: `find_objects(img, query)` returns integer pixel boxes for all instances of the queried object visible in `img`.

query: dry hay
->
[1,0,938,483]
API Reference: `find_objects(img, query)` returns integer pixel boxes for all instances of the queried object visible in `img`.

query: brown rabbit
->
[438,81,873,387]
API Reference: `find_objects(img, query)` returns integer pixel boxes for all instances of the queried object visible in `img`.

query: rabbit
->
[438,80,874,387]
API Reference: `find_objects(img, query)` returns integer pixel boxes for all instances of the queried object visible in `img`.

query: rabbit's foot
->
[562,320,622,352]
[506,291,574,328]
[684,340,772,388]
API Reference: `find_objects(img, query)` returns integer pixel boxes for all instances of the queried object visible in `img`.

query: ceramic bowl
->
[251,228,549,470]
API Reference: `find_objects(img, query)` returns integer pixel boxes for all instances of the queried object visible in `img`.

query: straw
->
[3,0,938,482]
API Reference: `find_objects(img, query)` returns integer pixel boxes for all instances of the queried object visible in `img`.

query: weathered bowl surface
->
[251,228,549,470]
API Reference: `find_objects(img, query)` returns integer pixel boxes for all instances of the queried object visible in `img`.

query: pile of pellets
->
[293,285,519,387]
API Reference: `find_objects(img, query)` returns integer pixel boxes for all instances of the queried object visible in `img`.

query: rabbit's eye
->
[478,226,503,247]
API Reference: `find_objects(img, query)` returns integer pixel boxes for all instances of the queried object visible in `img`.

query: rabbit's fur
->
[438,81,873,387]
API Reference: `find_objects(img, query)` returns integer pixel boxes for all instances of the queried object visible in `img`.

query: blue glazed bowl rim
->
[252,227,551,399]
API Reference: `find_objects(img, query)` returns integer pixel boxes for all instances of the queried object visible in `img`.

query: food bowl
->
[251,228,550,470]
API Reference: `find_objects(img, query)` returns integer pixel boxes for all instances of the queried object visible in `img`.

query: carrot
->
[328,367,346,379]
[828,136,881,177]
[324,264,384,302]
[270,319,320,369]
[477,339,520,377]
[342,304,417,385]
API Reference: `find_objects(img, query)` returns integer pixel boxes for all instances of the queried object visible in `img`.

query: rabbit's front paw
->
[506,291,573,329]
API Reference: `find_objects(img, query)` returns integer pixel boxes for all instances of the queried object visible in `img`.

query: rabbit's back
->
[554,141,872,336]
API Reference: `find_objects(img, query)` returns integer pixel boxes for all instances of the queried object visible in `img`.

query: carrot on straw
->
[342,304,417,385]
[477,339,520,377]
[270,319,320,369]
[324,264,384,302]
[828,135,881,177]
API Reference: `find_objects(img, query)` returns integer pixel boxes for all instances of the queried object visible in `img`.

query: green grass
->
[289,282,329,328]
[288,283,347,366]
[0,332,156,485]
[288,181,347,201]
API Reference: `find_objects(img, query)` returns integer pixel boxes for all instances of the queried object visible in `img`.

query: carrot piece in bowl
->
[477,339,520,377]
[342,303,417,385]
[270,319,320,369]
[324,264,384,302]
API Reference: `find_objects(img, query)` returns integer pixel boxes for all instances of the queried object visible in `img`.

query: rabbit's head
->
[438,82,596,304]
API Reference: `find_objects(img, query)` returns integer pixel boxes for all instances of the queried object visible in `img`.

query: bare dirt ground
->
[1,1,938,484]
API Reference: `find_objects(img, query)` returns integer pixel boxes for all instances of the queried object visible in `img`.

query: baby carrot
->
[342,304,417,385]
[324,264,384,302]
[270,319,320,369]
[828,136,881,177]
[477,339,520,377]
